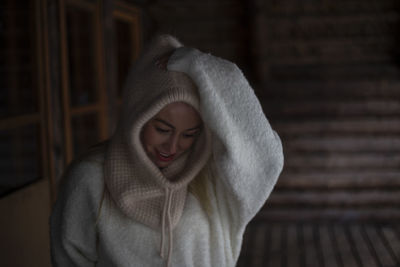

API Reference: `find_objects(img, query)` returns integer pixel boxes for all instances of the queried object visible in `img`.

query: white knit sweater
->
[50,36,284,267]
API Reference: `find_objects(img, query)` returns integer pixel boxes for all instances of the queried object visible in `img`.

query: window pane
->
[0,0,39,119]
[66,6,97,107]
[114,19,135,97]
[72,113,100,157]
[0,124,41,197]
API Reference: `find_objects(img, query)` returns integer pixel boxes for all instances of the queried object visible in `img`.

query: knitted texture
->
[50,34,284,267]
[104,35,212,230]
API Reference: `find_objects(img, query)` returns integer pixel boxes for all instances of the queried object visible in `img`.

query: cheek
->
[179,138,196,151]
[141,126,159,149]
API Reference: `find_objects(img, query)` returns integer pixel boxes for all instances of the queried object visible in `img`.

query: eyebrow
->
[154,118,201,131]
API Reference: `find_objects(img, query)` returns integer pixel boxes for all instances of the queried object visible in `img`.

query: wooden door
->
[56,0,141,186]
[0,0,142,265]
[0,0,53,266]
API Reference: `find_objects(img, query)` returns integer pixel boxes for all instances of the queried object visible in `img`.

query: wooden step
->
[284,152,400,170]
[264,39,394,65]
[264,16,398,40]
[273,118,400,135]
[260,0,399,16]
[263,100,400,119]
[282,136,400,153]
[258,80,400,98]
[267,190,400,207]
[258,63,400,81]
[258,207,400,221]
[276,171,400,189]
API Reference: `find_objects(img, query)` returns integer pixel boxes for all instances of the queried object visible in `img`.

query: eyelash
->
[183,133,196,138]
[156,127,198,138]
[156,127,170,133]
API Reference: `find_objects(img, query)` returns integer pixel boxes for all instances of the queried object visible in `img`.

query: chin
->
[156,160,172,168]
[150,157,171,168]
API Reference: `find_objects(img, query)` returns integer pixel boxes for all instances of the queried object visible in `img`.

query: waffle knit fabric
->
[50,35,284,267]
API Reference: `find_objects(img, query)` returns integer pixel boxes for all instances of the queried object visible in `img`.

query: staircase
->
[250,0,400,221]
[259,80,400,221]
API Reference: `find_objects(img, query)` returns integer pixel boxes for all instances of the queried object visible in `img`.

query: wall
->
[0,179,52,266]
[145,0,252,75]
[252,0,400,221]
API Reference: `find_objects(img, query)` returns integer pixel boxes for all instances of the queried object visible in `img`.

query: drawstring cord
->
[160,189,168,258]
[160,188,174,267]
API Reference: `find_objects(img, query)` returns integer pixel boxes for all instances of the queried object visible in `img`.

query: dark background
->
[1,0,399,266]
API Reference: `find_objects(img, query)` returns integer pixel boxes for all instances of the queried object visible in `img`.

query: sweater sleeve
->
[168,47,284,227]
[50,157,104,267]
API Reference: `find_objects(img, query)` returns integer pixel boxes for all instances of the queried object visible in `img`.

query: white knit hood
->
[104,35,212,233]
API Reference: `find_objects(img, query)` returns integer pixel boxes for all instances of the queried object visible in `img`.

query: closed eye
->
[183,131,200,138]
[156,127,170,133]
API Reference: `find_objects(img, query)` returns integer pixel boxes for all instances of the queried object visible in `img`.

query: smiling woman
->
[50,34,284,267]
[141,102,202,168]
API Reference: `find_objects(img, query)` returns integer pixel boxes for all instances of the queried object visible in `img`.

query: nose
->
[164,135,179,154]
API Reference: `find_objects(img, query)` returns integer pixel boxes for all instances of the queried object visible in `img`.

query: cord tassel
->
[160,187,174,267]
[166,191,173,267]
[160,188,169,258]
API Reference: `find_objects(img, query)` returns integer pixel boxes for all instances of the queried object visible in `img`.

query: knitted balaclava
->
[104,35,211,261]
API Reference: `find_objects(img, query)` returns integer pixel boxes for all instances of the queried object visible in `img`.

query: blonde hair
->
[188,161,213,217]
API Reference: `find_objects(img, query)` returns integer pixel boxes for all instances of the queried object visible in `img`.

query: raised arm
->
[168,47,284,226]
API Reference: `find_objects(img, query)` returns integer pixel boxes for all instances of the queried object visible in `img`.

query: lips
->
[156,150,175,162]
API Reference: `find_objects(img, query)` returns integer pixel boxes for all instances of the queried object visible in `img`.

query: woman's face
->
[141,102,202,168]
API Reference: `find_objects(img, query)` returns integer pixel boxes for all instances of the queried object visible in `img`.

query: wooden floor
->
[237,221,400,267]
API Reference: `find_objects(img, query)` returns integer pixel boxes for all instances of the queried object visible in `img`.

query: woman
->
[50,35,284,267]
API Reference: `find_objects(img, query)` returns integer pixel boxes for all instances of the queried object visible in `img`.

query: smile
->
[157,151,175,162]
